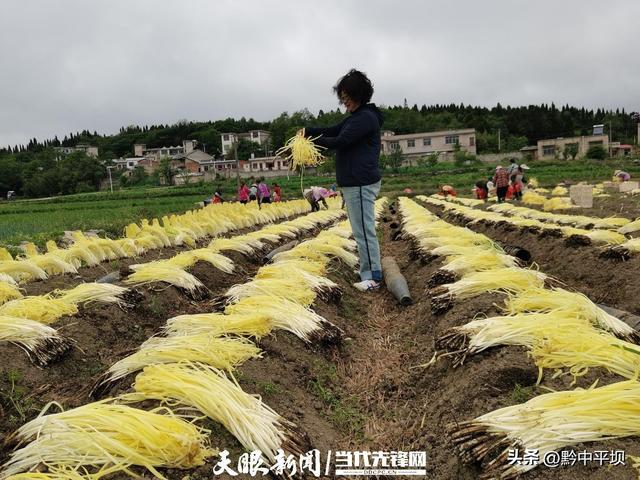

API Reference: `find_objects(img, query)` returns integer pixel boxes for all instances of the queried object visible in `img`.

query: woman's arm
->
[311,112,376,150]
[305,121,344,139]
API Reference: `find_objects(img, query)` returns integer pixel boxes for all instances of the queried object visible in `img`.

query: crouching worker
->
[303,186,331,211]
[440,185,457,197]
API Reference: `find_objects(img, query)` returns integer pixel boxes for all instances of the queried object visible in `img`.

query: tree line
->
[0,103,637,198]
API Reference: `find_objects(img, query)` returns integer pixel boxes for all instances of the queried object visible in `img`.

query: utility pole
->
[234,142,240,190]
[498,129,501,152]
[106,166,114,193]
[609,120,613,158]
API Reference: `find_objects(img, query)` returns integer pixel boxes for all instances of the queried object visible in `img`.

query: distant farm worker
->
[299,69,383,292]
[257,178,271,205]
[249,183,258,202]
[614,170,631,182]
[493,165,510,203]
[238,182,250,204]
[513,167,525,201]
[212,187,224,204]
[507,158,519,182]
[440,185,457,197]
[474,180,488,200]
[303,186,333,211]
[486,177,495,197]
[272,182,282,202]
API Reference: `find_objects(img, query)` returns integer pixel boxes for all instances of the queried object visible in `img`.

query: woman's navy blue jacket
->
[305,103,383,187]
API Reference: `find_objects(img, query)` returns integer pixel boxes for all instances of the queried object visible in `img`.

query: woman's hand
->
[297,128,305,136]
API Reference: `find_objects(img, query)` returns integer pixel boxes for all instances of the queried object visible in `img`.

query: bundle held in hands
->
[275,133,325,171]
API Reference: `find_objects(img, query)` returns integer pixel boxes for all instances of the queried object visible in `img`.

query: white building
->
[221,130,271,157]
[55,143,99,158]
[380,128,476,162]
[133,139,197,160]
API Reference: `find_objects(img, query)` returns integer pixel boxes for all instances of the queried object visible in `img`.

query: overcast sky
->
[1,0,638,147]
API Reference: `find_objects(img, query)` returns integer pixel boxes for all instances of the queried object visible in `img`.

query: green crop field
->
[1,159,638,248]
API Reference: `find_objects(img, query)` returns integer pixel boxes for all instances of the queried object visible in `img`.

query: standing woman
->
[301,69,384,292]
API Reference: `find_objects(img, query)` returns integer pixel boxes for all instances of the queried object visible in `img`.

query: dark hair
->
[510,158,516,163]
[333,69,374,105]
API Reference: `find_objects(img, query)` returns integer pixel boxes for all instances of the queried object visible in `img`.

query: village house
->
[220,130,271,157]
[55,143,99,158]
[520,134,612,160]
[380,128,476,164]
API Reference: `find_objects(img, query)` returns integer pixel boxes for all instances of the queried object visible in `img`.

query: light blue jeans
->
[341,180,382,282]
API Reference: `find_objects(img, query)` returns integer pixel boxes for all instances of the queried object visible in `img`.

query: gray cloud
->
[1,0,638,147]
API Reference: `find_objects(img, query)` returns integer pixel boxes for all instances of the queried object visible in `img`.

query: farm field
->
[3,159,640,249]
[3,170,640,478]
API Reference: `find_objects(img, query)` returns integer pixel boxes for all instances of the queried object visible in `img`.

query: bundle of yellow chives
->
[0,315,72,366]
[55,283,129,306]
[225,295,340,343]
[449,380,640,479]
[93,334,261,394]
[530,328,640,382]
[5,464,121,480]
[1,401,214,479]
[440,251,519,275]
[0,260,48,283]
[551,185,568,196]
[275,133,325,171]
[125,263,204,293]
[257,259,340,299]
[521,191,547,206]
[164,312,273,338]
[436,311,590,369]
[131,362,307,463]
[22,243,77,275]
[619,218,640,234]
[208,236,262,255]
[434,267,547,299]
[166,249,235,273]
[0,281,23,305]
[543,197,574,211]
[224,279,317,306]
[0,297,78,324]
[504,287,639,342]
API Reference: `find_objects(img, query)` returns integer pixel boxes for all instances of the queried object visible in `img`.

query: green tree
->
[564,143,579,160]
[387,144,403,173]
[235,138,264,160]
[158,156,174,185]
[0,157,22,195]
[586,145,606,160]
[378,153,388,170]
[128,166,148,185]
[318,152,336,174]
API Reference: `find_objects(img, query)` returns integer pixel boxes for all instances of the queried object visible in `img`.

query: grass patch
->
[511,383,535,404]
[0,369,42,429]
[257,381,282,397]
[307,359,365,437]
